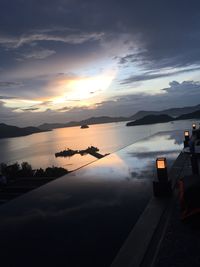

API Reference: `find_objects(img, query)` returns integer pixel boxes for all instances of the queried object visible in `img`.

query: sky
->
[1,0,200,126]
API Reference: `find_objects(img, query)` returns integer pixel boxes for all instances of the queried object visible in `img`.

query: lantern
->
[156,157,168,182]
[184,131,190,141]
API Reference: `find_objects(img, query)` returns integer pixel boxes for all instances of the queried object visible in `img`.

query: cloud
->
[163,80,200,97]
[21,107,39,111]
[0,30,104,49]
[1,0,200,126]
[0,79,200,126]
[0,0,200,72]
[0,101,21,121]
[91,80,200,116]
[16,47,56,60]
[0,81,23,87]
[1,0,199,70]
[56,106,71,112]
[0,95,18,100]
[120,67,200,84]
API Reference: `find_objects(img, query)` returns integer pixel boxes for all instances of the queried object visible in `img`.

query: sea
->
[0,119,199,171]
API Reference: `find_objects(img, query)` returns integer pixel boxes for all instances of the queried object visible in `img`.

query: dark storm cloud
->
[1,0,200,70]
[1,0,200,125]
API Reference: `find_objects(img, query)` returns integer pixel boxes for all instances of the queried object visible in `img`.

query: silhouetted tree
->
[19,162,33,177]
[34,168,45,177]
[0,163,7,176]
[0,162,20,181]
[0,162,69,182]
[45,166,68,177]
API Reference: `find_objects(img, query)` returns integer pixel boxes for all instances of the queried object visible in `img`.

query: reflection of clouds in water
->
[138,130,184,146]
[130,169,154,181]
[123,130,183,181]
[166,130,184,145]
[128,149,180,159]
[1,198,122,228]
[42,193,72,202]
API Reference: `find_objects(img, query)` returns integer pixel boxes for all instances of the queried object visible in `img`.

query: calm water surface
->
[0,130,185,267]
[0,119,198,170]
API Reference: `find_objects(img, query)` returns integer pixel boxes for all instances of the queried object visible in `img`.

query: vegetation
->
[0,161,69,183]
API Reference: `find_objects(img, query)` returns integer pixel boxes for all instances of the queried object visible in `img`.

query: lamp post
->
[156,157,168,183]
[184,131,190,148]
[192,123,196,130]
[153,157,172,197]
[184,131,190,141]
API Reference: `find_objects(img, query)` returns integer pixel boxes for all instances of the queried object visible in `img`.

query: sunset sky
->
[1,0,200,126]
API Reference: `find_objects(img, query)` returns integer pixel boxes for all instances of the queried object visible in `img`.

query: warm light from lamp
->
[156,158,167,169]
[192,123,196,130]
[184,131,189,137]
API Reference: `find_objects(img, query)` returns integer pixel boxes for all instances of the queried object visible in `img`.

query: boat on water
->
[80,124,89,129]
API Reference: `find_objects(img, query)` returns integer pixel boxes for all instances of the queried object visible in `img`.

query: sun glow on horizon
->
[2,71,116,112]
[51,71,116,106]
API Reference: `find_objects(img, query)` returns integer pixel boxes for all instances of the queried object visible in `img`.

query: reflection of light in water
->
[79,152,150,181]
[129,133,183,153]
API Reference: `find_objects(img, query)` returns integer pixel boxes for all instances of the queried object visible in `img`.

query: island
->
[0,123,49,139]
[80,124,89,129]
[126,114,174,126]
[55,146,109,159]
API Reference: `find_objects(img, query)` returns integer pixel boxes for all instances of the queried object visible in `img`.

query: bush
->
[0,162,20,181]
[0,162,68,180]
[44,166,69,177]
[19,162,33,177]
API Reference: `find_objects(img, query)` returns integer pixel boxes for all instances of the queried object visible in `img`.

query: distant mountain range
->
[38,104,200,130]
[38,116,128,130]
[176,109,200,120]
[1,104,200,139]
[126,114,173,126]
[130,104,200,120]
[126,109,200,126]
[0,123,47,139]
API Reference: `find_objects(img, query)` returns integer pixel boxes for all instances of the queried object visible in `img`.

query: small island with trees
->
[55,146,109,159]
[80,124,89,129]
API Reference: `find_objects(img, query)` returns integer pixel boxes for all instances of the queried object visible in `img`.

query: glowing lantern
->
[184,131,189,137]
[184,131,190,142]
[156,157,168,182]
[153,157,172,197]
[156,158,167,169]
[192,123,196,130]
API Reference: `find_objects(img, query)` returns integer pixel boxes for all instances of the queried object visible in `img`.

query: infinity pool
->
[0,130,183,267]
